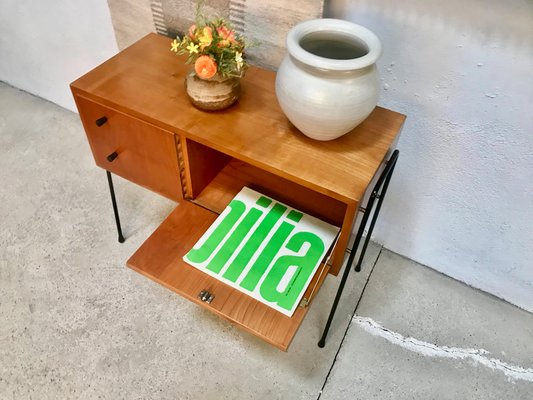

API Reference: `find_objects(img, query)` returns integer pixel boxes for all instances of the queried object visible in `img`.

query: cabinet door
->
[127,201,331,351]
[75,95,183,202]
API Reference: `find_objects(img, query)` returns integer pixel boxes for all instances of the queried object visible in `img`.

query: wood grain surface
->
[71,33,406,205]
[127,201,330,351]
[74,94,183,202]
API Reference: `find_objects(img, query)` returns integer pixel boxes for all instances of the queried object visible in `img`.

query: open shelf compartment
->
[181,139,351,274]
[183,140,347,224]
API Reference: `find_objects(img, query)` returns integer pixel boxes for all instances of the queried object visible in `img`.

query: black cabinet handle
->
[95,116,108,127]
[107,152,118,162]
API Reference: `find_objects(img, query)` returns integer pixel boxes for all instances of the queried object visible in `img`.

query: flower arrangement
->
[170,11,247,80]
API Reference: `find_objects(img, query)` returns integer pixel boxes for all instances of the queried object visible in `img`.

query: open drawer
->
[127,201,331,351]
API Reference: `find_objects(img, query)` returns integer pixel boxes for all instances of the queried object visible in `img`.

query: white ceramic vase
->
[275,19,382,141]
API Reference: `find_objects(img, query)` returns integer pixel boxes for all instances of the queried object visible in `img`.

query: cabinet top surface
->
[71,33,405,203]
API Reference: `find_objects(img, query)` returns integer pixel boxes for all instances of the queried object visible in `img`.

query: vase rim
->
[286,18,382,71]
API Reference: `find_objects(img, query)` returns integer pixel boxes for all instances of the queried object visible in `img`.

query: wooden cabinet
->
[71,33,405,351]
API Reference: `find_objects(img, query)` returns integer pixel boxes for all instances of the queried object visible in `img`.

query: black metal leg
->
[318,150,399,348]
[317,200,374,348]
[106,171,125,243]
[354,153,398,272]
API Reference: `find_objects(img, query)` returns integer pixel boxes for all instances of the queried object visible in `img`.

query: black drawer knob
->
[95,116,108,127]
[107,152,118,162]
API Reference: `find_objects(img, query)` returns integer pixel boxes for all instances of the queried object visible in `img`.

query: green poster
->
[183,187,339,317]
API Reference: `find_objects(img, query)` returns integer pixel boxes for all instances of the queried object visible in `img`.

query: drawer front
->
[75,95,183,201]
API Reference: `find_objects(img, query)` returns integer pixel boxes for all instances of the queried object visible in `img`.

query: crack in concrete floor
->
[352,315,533,383]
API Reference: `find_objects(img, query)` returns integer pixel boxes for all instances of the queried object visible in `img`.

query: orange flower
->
[195,55,217,79]
[217,26,236,43]
[217,39,230,48]
[188,24,197,40]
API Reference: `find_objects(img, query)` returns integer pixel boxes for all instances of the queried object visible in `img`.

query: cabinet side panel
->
[183,138,232,199]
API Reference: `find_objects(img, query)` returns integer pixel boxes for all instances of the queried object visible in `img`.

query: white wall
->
[326,0,533,312]
[0,0,119,111]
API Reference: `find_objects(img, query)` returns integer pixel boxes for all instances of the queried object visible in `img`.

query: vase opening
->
[299,31,369,61]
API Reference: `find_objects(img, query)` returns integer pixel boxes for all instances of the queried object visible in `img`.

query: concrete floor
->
[1,82,532,399]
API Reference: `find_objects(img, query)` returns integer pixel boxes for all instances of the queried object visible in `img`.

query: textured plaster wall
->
[326,0,533,312]
[0,0,118,111]
[106,0,155,50]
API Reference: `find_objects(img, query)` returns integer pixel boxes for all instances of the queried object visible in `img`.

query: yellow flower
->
[235,52,244,70]
[170,39,180,52]
[186,42,199,54]
[198,26,213,49]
